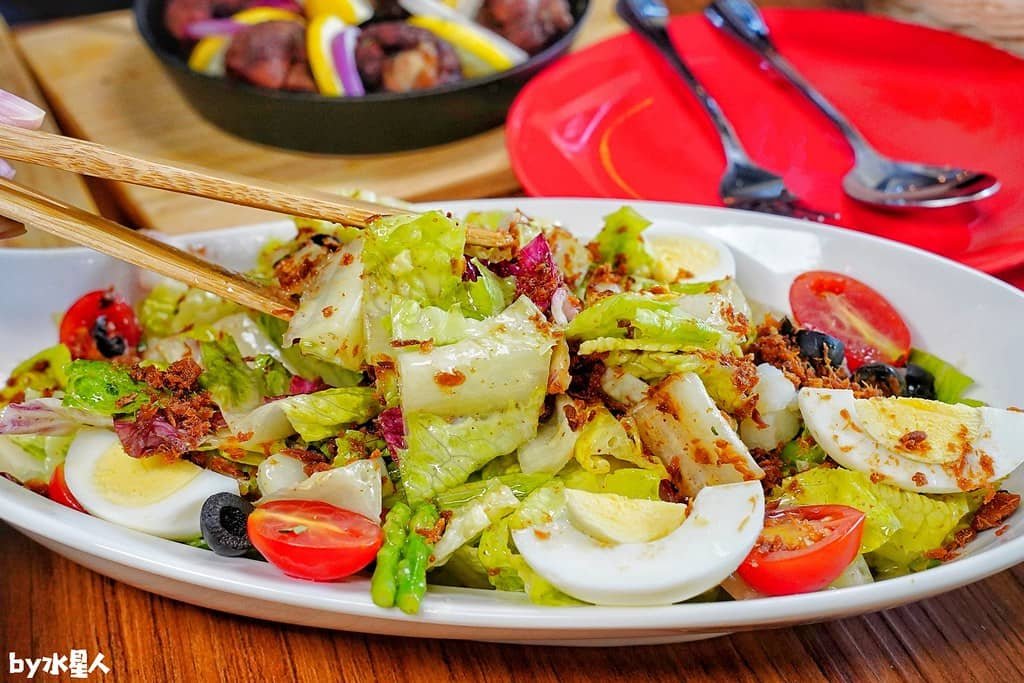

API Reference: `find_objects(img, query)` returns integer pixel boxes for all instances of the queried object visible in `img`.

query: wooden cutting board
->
[13,4,625,234]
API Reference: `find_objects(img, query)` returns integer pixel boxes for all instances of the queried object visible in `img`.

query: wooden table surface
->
[5,1,1024,681]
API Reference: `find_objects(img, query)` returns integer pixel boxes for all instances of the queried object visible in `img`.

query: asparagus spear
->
[395,503,441,615]
[370,502,412,608]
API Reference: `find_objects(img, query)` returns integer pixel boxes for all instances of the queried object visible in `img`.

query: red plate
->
[507,10,1024,273]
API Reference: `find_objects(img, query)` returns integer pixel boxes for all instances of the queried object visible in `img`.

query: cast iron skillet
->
[134,0,590,154]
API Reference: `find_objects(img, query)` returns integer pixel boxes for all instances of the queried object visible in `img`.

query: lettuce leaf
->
[573,407,663,475]
[434,472,551,509]
[908,348,975,404]
[395,297,555,417]
[283,241,366,371]
[458,259,514,320]
[199,336,264,414]
[401,387,546,503]
[428,544,493,590]
[277,387,381,442]
[867,485,973,576]
[139,281,240,339]
[390,299,468,346]
[565,293,722,350]
[63,361,148,416]
[256,314,362,387]
[361,212,467,359]
[604,351,754,414]
[590,206,654,278]
[477,516,524,591]
[1,344,72,406]
[432,483,519,566]
[517,395,580,475]
[559,463,663,500]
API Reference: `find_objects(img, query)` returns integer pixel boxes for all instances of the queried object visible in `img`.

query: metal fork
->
[616,0,830,221]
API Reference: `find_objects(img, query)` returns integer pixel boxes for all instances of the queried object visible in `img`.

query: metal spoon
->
[705,0,1001,208]
[617,0,829,220]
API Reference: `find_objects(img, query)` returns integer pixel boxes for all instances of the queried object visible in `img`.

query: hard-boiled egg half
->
[799,389,1024,493]
[512,482,764,606]
[63,430,239,540]
[648,229,736,284]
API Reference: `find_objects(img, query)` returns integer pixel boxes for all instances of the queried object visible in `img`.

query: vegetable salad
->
[2,206,1022,613]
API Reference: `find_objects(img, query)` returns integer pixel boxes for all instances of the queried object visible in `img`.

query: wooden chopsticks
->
[0,124,513,249]
[0,177,296,319]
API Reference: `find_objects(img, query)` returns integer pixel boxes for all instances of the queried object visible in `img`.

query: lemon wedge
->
[306,0,373,24]
[307,15,347,96]
[188,35,230,75]
[407,16,514,71]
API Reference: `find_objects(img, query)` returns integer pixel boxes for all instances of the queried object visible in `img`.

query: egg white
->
[799,388,1024,493]
[512,481,764,606]
[63,430,239,540]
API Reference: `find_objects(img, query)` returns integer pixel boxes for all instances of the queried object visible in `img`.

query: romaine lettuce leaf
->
[573,407,663,475]
[867,485,973,576]
[395,297,555,417]
[283,240,366,371]
[428,544,493,589]
[458,259,515,319]
[199,336,264,413]
[361,212,467,359]
[63,361,148,416]
[400,387,546,503]
[559,463,663,500]
[604,350,755,414]
[590,206,654,277]
[517,395,580,475]
[277,387,381,442]
[565,293,722,350]
[1,344,71,406]
[434,472,551,509]
[256,314,362,387]
[908,348,975,404]
[139,281,240,339]
[432,483,519,566]
[390,299,468,346]
[477,516,523,592]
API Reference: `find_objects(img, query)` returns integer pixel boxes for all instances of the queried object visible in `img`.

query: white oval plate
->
[1,198,1022,647]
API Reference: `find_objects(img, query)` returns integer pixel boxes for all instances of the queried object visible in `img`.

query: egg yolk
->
[650,236,721,283]
[854,397,982,465]
[92,443,203,507]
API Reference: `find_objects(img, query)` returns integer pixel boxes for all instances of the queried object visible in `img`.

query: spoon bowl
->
[706,0,1001,210]
[842,159,1001,209]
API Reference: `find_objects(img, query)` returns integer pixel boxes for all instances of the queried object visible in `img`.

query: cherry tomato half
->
[737,505,865,596]
[789,271,911,371]
[247,499,383,582]
[48,464,85,512]
[59,289,142,360]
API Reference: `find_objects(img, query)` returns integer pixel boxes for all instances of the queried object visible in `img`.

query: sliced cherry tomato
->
[737,504,865,596]
[48,464,85,512]
[789,271,911,371]
[59,289,142,360]
[248,499,383,581]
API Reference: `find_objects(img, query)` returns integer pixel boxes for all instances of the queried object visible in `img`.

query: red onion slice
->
[331,28,365,97]
[184,18,244,40]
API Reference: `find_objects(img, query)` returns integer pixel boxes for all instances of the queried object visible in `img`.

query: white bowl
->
[1,198,1021,646]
